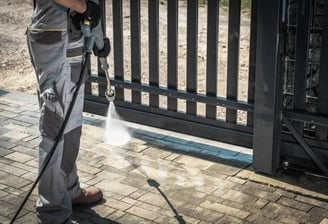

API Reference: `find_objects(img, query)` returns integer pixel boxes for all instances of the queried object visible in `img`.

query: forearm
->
[53,0,87,13]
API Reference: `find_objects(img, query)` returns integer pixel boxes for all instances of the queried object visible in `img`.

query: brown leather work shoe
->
[72,186,103,207]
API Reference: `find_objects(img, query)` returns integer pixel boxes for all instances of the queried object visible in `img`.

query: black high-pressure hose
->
[10,28,94,224]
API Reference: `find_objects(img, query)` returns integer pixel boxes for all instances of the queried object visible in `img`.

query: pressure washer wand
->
[91,21,115,102]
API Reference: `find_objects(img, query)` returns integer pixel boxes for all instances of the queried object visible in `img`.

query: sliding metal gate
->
[84,0,328,177]
[84,0,256,148]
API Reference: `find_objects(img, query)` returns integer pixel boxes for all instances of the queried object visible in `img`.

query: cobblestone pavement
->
[1,89,328,224]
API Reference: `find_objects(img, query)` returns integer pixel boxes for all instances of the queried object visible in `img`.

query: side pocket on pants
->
[70,62,83,83]
[41,106,64,139]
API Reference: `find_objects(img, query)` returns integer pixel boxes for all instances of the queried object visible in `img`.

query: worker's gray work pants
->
[27,25,85,224]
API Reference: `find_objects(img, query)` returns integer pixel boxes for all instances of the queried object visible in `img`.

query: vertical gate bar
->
[206,0,219,119]
[316,2,328,141]
[226,0,241,124]
[112,0,124,101]
[149,0,159,108]
[186,0,198,116]
[247,0,258,127]
[292,0,312,136]
[130,0,141,104]
[167,0,178,111]
[97,0,106,98]
[253,0,283,174]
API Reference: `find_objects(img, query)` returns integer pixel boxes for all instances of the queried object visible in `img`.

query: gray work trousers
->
[27,24,85,224]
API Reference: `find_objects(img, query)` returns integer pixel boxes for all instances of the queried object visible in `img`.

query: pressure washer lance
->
[9,21,110,224]
[84,20,115,102]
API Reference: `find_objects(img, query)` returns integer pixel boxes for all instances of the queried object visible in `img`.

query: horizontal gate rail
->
[86,76,254,112]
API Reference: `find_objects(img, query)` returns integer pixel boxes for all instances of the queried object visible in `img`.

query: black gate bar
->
[226,0,241,124]
[206,0,219,120]
[247,0,257,128]
[167,0,178,112]
[186,0,198,116]
[149,0,160,108]
[130,0,141,104]
[112,0,124,101]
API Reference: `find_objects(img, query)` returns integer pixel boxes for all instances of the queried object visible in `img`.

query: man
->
[27,0,107,223]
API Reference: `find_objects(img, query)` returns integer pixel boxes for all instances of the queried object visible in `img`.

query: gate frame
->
[252,0,284,174]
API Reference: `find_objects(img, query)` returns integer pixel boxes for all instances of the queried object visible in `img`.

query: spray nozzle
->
[105,88,115,102]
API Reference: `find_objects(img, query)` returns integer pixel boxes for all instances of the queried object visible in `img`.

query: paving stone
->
[86,204,116,218]
[0,146,12,157]
[0,127,10,135]
[277,196,313,212]
[295,195,328,209]
[129,189,147,200]
[77,162,102,175]
[0,200,19,216]
[0,183,8,190]
[320,218,328,224]
[177,203,224,223]
[0,139,17,149]
[98,180,138,196]
[246,214,281,224]
[274,189,296,199]
[2,130,30,141]
[216,215,246,224]
[261,202,307,221]
[116,213,150,224]
[104,197,132,211]
[252,198,269,209]
[305,207,328,223]
[19,110,39,118]
[153,214,177,224]
[11,145,38,158]
[173,155,213,170]
[0,162,29,176]
[126,205,159,221]
[106,210,125,221]
[0,170,31,188]
[164,153,181,161]
[15,211,37,224]
[232,183,281,202]
[220,189,258,204]
[5,151,34,163]
[138,191,171,209]
[25,158,38,168]
[121,197,142,206]
[0,215,10,224]
[169,189,207,206]
[142,147,172,159]
[13,114,39,125]
[206,162,244,176]
[200,200,250,220]
[0,110,18,118]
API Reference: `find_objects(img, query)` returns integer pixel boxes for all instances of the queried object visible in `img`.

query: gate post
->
[253,0,284,174]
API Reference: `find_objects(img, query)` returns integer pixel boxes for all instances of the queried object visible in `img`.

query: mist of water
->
[104,102,131,146]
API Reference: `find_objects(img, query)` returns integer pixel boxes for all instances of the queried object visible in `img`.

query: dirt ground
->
[0,0,251,121]
[0,0,35,94]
